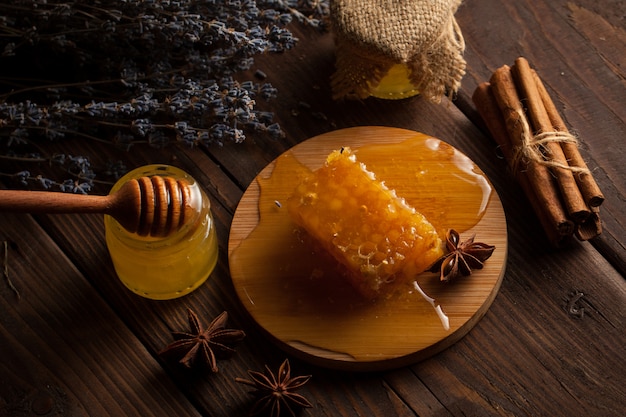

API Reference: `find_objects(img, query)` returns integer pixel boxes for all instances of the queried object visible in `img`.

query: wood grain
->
[0,213,202,417]
[229,127,507,371]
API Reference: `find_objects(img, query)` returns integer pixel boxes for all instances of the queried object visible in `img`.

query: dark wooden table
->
[1,0,625,416]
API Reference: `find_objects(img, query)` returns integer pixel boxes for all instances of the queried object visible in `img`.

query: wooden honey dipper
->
[0,176,195,237]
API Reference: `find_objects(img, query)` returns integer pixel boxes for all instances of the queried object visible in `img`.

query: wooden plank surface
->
[0,213,202,417]
[1,0,624,416]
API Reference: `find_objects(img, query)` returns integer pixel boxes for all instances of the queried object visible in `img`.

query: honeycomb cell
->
[287,147,443,299]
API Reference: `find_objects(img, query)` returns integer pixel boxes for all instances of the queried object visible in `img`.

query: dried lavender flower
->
[0,0,330,190]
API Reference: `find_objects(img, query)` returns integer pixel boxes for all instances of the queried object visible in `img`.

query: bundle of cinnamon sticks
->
[472,57,604,247]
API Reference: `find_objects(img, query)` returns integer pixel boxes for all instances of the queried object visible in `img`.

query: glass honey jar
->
[368,63,419,100]
[104,165,218,300]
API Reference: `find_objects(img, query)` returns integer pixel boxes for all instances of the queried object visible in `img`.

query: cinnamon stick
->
[511,57,590,223]
[575,207,602,241]
[488,65,574,237]
[472,82,570,246]
[531,69,605,208]
[473,58,604,245]
[471,83,513,157]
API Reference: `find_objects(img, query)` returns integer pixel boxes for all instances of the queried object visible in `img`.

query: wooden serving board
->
[228,127,507,371]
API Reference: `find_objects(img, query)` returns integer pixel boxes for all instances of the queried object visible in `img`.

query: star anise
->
[160,309,245,373]
[236,359,313,417]
[429,229,496,282]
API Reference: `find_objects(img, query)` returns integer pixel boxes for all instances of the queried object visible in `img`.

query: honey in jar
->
[368,63,420,100]
[104,165,218,299]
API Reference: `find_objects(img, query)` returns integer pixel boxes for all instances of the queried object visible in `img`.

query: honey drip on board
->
[230,134,493,361]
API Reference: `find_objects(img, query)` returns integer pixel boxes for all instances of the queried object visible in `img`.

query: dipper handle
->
[0,176,193,237]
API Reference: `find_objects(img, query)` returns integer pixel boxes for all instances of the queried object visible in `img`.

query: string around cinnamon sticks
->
[472,57,604,247]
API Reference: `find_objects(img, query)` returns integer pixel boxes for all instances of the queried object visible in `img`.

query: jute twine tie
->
[330,0,466,102]
[510,108,590,176]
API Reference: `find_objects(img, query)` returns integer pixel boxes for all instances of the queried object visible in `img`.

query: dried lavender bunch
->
[0,0,329,192]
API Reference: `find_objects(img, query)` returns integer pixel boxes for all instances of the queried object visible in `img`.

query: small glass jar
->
[368,63,419,100]
[104,165,218,300]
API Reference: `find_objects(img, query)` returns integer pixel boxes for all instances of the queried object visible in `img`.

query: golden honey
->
[368,64,419,100]
[104,165,218,300]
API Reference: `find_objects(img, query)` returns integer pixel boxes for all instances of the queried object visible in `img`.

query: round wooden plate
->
[228,127,507,371]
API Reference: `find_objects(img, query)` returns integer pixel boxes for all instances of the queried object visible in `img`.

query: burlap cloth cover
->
[330,0,466,102]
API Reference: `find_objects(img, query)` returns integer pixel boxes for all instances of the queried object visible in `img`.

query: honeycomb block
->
[287,147,443,299]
